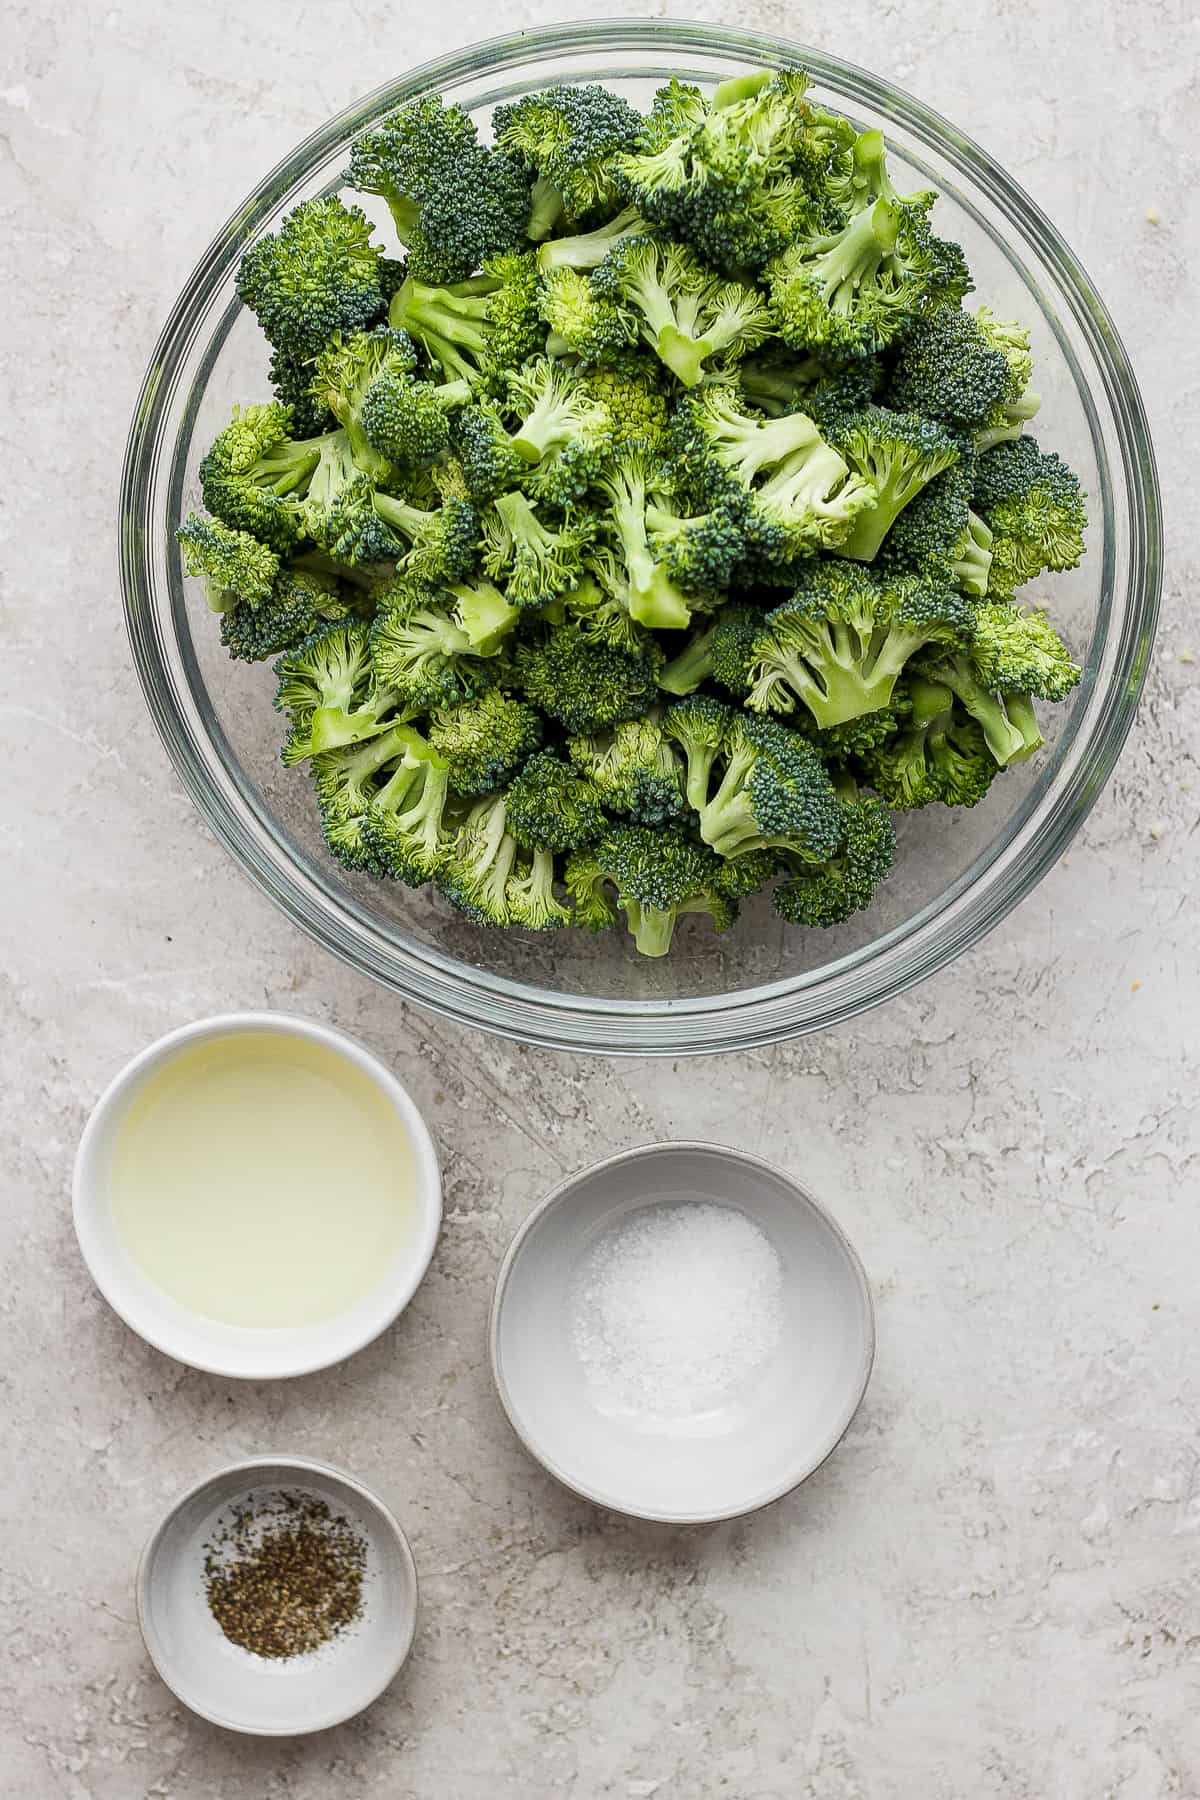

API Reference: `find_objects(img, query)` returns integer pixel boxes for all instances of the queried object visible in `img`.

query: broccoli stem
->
[623,901,677,958]
[527,175,564,243]
[935,660,1042,765]
[658,628,716,696]
[606,478,691,629]
[536,204,644,272]
[656,324,714,389]
[712,70,775,109]
[813,199,897,310]
[449,578,519,650]
[697,741,761,855]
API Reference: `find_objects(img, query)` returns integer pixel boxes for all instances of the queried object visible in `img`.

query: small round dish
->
[73,1012,441,1379]
[136,1455,418,1735]
[490,1143,874,1523]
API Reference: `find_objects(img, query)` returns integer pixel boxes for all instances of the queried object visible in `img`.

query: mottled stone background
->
[3,0,1196,1794]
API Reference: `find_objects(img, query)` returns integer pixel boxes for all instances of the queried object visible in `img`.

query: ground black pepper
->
[202,1490,367,1659]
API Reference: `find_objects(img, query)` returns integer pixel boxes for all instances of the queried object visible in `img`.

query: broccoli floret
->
[513,625,658,734]
[657,604,761,697]
[222,568,350,663]
[887,307,1014,429]
[746,561,973,728]
[673,386,875,563]
[861,676,997,809]
[972,308,1042,452]
[505,847,572,931]
[236,197,385,361]
[773,786,895,926]
[556,569,655,654]
[480,489,594,607]
[590,454,700,629]
[564,824,736,956]
[831,407,961,562]
[917,651,1045,767]
[269,345,337,440]
[503,356,611,466]
[764,198,948,357]
[359,368,471,467]
[307,326,422,473]
[347,96,531,285]
[177,513,279,612]
[361,731,454,885]
[198,403,329,553]
[968,602,1081,700]
[503,750,608,851]
[643,488,748,596]
[274,619,392,764]
[567,716,685,824]
[578,363,671,454]
[428,688,542,795]
[436,792,520,924]
[688,710,844,862]
[391,255,544,387]
[453,400,527,500]
[369,589,505,708]
[494,85,643,237]
[592,238,773,387]
[662,694,735,809]
[312,723,420,869]
[972,436,1087,595]
[371,463,480,584]
[539,266,638,366]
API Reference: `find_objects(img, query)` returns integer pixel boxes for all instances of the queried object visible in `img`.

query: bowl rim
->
[120,19,1162,1054]
[134,1453,419,1735]
[488,1140,876,1523]
[72,1011,442,1378]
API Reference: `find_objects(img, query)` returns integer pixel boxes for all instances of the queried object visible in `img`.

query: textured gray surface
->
[4,0,1197,1794]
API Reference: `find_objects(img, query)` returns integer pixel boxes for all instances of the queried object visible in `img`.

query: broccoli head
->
[972,436,1087,595]
[369,587,505,709]
[428,688,542,795]
[887,307,1014,429]
[494,84,643,236]
[347,96,531,284]
[222,567,351,663]
[312,723,420,870]
[236,196,385,361]
[480,489,595,609]
[567,716,686,824]
[274,619,392,765]
[361,730,454,885]
[688,709,844,862]
[503,750,608,852]
[773,786,895,926]
[391,255,544,388]
[968,602,1081,701]
[564,824,736,957]
[592,237,773,387]
[831,407,961,562]
[177,513,279,612]
[861,676,998,809]
[513,624,659,734]
[657,603,762,697]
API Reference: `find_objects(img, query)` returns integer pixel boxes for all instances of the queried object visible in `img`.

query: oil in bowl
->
[74,1014,441,1378]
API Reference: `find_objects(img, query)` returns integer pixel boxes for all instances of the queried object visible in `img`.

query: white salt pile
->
[569,1202,784,1423]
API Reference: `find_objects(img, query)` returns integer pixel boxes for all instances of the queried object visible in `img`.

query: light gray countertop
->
[5,1,1197,1794]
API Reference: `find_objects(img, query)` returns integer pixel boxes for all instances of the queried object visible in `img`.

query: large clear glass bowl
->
[120,21,1161,1055]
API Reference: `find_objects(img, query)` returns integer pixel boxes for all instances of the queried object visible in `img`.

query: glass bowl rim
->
[120,17,1162,1055]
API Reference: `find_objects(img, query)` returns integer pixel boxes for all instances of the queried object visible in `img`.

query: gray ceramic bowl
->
[136,1457,418,1734]
[490,1144,875,1523]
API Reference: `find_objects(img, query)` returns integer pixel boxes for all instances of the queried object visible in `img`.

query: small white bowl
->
[73,1012,441,1379]
[136,1455,418,1734]
[490,1143,874,1523]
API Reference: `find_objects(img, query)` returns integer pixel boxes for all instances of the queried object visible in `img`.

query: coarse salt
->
[569,1202,784,1423]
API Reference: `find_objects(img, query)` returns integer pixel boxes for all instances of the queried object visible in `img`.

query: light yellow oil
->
[110,1032,417,1328]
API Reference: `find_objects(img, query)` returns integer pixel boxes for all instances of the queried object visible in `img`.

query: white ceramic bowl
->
[136,1455,418,1734]
[73,1012,441,1378]
[490,1144,874,1523]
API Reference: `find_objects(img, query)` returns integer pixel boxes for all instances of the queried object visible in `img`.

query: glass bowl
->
[120,20,1161,1056]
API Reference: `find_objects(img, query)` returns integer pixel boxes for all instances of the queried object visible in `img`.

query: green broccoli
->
[746,561,973,728]
[860,676,997,809]
[436,792,520,925]
[591,237,773,387]
[177,513,279,612]
[657,604,762,697]
[662,694,734,809]
[274,619,394,765]
[236,197,385,361]
[685,709,844,862]
[972,308,1042,452]
[505,847,572,931]
[503,356,611,466]
[361,729,454,884]
[535,203,648,271]
[307,326,422,474]
[346,95,531,285]
[539,266,638,366]
[222,568,351,663]
[269,345,337,440]
[358,368,472,467]
[369,588,507,708]
[831,407,961,562]
[494,85,643,237]
[969,603,1081,700]
[371,462,480,584]
[916,651,1045,766]
[567,716,685,824]
[887,307,1014,428]
[503,750,608,851]
[513,625,659,733]
[312,723,422,869]
[199,403,329,553]
[390,255,544,387]
[428,689,543,795]
[764,198,950,357]
[480,490,594,608]
[564,824,736,956]
[773,783,895,925]
[972,436,1087,595]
